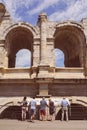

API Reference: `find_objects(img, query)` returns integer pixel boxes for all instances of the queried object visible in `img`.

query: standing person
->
[40,97,48,121]
[61,97,70,121]
[21,96,27,121]
[49,98,55,121]
[29,97,37,122]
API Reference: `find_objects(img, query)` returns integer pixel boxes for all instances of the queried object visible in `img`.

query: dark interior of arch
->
[0,106,22,120]
[54,26,85,67]
[6,27,33,68]
[56,103,87,120]
[0,105,40,120]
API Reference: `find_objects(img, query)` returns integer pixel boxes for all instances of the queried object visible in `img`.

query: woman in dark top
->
[49,99,55,121]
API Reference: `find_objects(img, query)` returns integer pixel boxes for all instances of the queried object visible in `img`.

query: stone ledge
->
[36,95,51,98]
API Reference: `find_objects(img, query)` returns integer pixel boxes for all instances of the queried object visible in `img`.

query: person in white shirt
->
[29,97,37,122]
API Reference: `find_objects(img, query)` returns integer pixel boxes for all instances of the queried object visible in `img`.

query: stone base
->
[36,95,51,98]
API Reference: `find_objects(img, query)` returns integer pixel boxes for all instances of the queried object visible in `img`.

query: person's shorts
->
[40,110,46,116]
[30,109,36,116]
[62,107,68,112]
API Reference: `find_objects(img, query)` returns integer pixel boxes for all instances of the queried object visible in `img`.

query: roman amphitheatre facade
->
[0,3,87,120]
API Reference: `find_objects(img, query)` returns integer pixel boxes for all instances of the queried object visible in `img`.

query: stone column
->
[47,38,55,67]
[84,44,87,76]
[39,83,48,96]
[79,44,84,67]
[37,83,51,97]
[33,38,40,67]
[0,41,8,67]
[37,13,50,80]
[4,50,8,67]
[0,43,4,67]
[38,13,48,65]
[81,19,87,76]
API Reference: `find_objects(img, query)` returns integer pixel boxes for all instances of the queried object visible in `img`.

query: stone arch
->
[4,22,38,38]
[54,21,86,67]
[56,103,87,120]
[5,23,36,68]
[70,103,87,120]
[0,104,40,120]
[56,98,87,120]
[0,105,22,120]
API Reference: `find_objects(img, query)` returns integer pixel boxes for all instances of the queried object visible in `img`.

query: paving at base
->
[0,120,87,130]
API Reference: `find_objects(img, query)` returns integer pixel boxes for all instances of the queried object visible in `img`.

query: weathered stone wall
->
[0,3,87,120]
[0,83,39,97]
[0,4,86,69]
[49,83,87,96]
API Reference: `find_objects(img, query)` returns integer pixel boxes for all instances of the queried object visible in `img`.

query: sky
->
[0,0,87,67]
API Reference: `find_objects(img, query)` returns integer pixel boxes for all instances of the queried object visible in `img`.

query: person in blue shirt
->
[29,97,37,122]
[40,97,48,121]
[61,97,70,121]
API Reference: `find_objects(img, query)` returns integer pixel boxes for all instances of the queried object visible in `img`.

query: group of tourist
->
[20,96,70,122]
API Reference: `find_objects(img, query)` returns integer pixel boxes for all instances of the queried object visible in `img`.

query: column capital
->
[38,13,48,23]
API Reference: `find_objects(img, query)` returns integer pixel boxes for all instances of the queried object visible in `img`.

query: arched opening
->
[56,103,87,120]
[70,103,87,120]
[54,25,85,67]
[15,49,31,68]
[0,105,40,120]
[55,48,64,67]
[5,26,33,68]
[0,106,22,120]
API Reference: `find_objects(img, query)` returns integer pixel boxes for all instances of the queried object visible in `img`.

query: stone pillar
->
[37,83,51,97]
[4,50,8,67]
[0,43,4,67]
[47,38,55,67]
[81,19,87,76]
[84,44,87,76]
[39,83,48,96]
[79,44,84,67]
[37,65,49,78]
[33,38,40,67]
[38,13,48,65]
[0,41,8,67]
